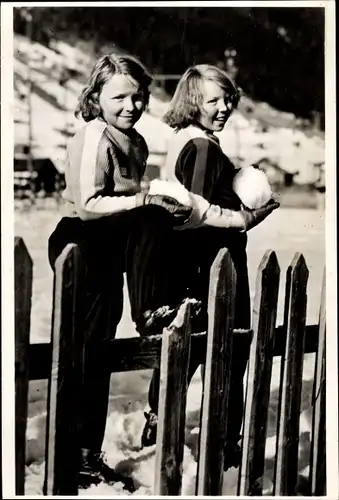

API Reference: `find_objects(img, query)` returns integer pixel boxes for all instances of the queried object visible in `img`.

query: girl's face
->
[99,73,146,130]
[197,79,236,132]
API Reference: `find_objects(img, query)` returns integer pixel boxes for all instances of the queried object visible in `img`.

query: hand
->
[240,199,280,231]
[138,193,193,225]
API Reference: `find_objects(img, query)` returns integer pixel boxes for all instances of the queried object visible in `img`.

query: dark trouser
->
[148,227,251,441]
[48,205,187,452]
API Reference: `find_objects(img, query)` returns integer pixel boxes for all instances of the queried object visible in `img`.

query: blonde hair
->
[163,64,240,129]
[75,52,153,122]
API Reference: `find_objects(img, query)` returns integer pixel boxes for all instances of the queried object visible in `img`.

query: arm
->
[188,193,247,230]
[186,192,279,231]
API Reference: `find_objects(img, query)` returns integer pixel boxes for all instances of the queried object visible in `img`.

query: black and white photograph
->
[1,1,337,497]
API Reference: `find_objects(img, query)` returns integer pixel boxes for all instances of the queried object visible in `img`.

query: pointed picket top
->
[14,236,33,331]
[251,250,280,318]
[289,252,309,290]
[208,247,237,312]
[250,249,280,350]
[260,250,280,282]
[15,235,32,255]
[15,236,33,279]
[257,249,280,275]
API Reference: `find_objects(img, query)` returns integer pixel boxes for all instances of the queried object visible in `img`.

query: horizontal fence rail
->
[26,324,321,381]
[14,237,326,496]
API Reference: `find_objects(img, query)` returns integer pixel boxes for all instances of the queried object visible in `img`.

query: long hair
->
[75,53,153,122]
[163,64,240,130]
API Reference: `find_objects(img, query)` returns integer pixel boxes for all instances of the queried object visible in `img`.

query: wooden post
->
[196,249,237,495]
[274,253,309,495]
[44,244,85,495]
[153,300,192,495]
[238,250,280,496]
[309,269,326,495]
[273,248,293,464]
[14,237,33,495]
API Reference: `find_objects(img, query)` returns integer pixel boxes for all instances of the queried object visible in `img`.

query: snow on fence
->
[14,236,326,496]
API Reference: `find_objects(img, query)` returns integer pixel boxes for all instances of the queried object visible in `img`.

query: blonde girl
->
[143,64,279,469]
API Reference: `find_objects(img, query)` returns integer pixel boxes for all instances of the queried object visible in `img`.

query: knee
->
[49,217,85,268]
[135,204,173,228]
[48,226,64,270]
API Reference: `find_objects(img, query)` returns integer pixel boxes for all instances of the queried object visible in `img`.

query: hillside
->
[14,6,325,121]
[14,30,325,205]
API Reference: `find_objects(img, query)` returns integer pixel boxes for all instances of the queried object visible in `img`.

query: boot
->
[140,300,206,448]
[78,448,136,492]
[223,436,242,471]
[137,298,203,337]
[141,411,158,448]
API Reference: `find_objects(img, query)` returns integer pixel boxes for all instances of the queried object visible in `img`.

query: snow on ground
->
[24,371,315,496]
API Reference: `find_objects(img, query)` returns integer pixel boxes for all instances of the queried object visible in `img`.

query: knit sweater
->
[62,118,148,220]
[163,125,243,229]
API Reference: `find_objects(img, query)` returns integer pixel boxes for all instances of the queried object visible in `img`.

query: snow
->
[24,364,315,496]
[14,35,324,185]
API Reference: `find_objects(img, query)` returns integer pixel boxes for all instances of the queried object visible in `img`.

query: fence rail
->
[14,236,326,496]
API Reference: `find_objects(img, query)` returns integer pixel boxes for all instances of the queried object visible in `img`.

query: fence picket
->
[272,254,292,493]
[309,270,326,495]
[196,248,237,496]
[14,237,33,495]
[239,250,280,496]
[274,253,309,495]
[153,300,192,496]
[44,244,85,495]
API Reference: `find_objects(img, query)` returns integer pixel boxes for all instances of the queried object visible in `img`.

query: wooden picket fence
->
[15,236,326,496]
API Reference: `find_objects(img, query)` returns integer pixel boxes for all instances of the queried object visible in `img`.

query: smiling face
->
[99,73,146,131]
[197,79,236,132]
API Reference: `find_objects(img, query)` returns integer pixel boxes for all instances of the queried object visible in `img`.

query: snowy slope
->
[14,35,324,186]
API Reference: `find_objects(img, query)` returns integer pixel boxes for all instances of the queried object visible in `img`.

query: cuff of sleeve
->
[135,192,147,206]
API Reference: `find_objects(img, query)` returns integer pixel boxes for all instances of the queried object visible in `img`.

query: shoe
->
[137,298,203,337]
[79,449,136,492]
[138,305,179,336]
[223,439,242,471]
[141,411,158,448]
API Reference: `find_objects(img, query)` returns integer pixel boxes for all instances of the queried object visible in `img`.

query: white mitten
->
[148,179,192,207]
[149,179,213,230]
[233,166,273,209]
